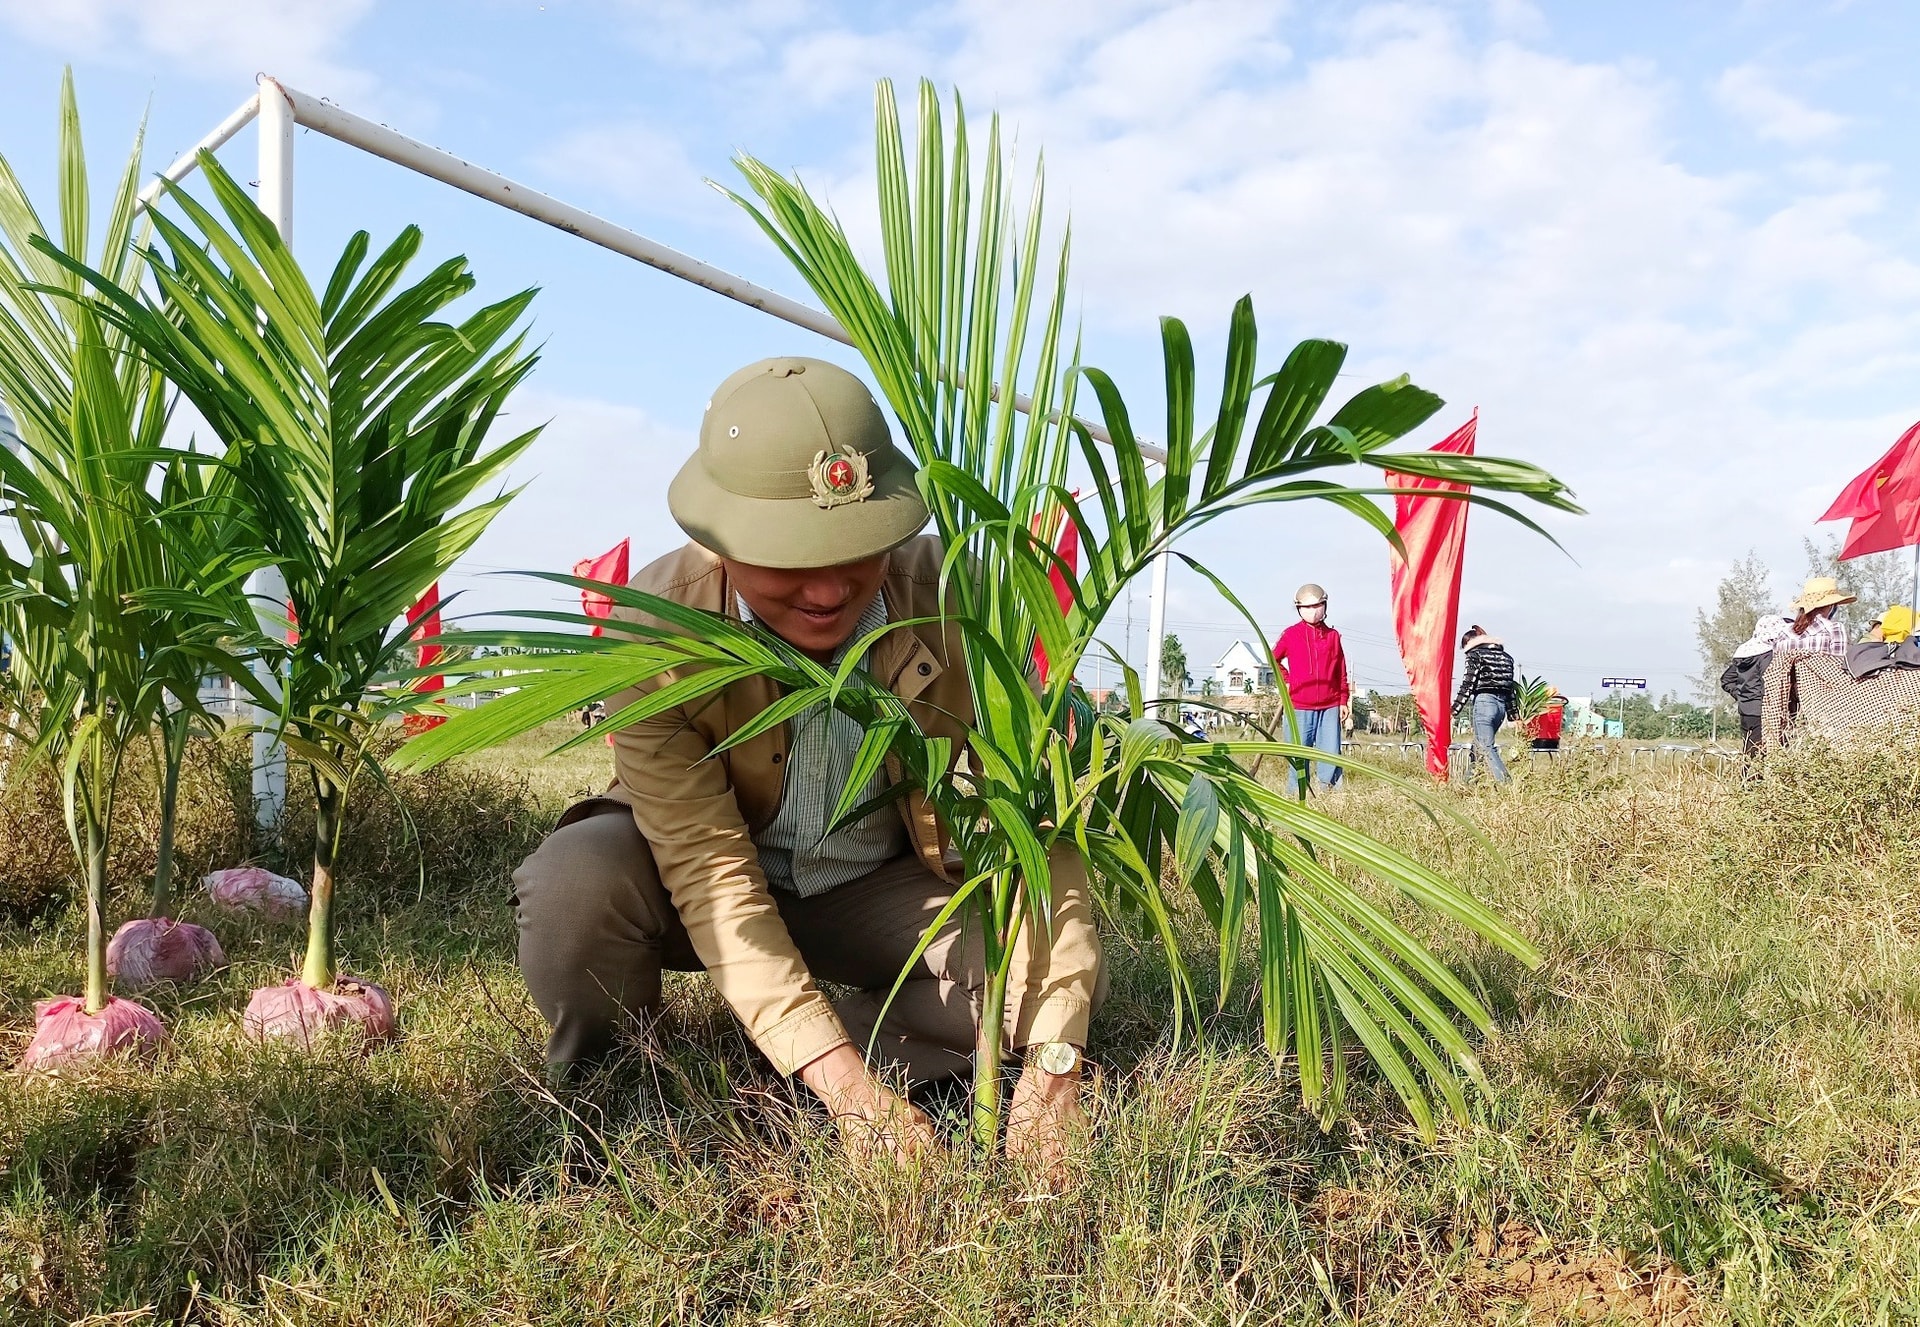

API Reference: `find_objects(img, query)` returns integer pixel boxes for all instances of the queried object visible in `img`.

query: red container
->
[1525,701,1566,742]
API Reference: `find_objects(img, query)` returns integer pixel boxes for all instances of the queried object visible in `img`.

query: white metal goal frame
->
[139,76,1175,823]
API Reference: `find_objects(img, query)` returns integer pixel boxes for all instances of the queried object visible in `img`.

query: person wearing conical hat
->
[1783,577,1855,657]
[1271,582,1352,790]
[510,357,1103,1172]
[1721,615,1784,756]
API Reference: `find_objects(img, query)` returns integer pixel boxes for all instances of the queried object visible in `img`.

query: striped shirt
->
[738,592,908,897]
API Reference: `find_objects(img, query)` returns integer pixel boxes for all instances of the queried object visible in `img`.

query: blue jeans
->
[1470,693,1510,784]
[1297,705,1344,788]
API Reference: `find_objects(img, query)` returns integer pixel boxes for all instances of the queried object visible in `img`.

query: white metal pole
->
[1910,542,1918,615]
[137,92,260,209]
[247,79,294,828]
[264,82,1163,461]
[1144,542,1169,714]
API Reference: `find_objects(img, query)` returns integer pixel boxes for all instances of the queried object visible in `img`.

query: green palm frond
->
[0,71,220,1011]
[51,149,542,990]
[395,78,1574,1142]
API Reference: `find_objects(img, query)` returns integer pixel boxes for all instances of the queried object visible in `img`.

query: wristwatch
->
[1035,1040,1082,1076]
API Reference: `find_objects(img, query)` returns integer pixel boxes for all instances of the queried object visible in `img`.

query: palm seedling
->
[396,80,1582,1149]
[0,74,237,1065]
[1511,673,1553,726]
[59,152,542,1044]
[103,452,266,987]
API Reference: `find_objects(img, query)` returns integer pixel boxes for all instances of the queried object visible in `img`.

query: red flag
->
[1388,412,1476,780]
[1032,499,1080,683]
[1818,420,1920,559]
[401,582,446,735]
[575,538,630,637]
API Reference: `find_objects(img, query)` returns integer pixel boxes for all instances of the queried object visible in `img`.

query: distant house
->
[1563,696,1607,737]
[1213,641,1275,696]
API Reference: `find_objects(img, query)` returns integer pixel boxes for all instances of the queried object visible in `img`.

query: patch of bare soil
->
[1307,1189,1700,1324]
[1463,1220,1699,1324]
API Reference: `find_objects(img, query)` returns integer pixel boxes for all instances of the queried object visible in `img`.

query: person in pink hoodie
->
[1272,582,1352,789]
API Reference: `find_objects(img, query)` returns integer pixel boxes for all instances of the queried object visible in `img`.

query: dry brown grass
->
[0,731,254,922]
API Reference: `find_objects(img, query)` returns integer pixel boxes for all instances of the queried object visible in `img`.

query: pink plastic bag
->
[19,996,166,1071]
[106,917,226,987]
[243,977,395,1048]
[203,866,307,919]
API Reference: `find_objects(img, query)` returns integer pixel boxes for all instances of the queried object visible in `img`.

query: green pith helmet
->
[667,356,928,569]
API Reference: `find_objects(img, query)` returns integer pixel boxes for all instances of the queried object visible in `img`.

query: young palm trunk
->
[300,773,344,989]
[82,807,109,1014]
[972,958,1011,1151]
[149,716,187,920]
[970,872,1024,1152]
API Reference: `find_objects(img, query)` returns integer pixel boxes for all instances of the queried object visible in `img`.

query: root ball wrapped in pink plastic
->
[243,977,395,1047]
[202,866,307,919]
[19,996,166,1070]
[105,917,226,987]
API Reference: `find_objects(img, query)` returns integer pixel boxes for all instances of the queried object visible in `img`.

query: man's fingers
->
[833,1088,943,1165]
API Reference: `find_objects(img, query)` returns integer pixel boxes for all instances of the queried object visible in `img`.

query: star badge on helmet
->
[808,446,874,508]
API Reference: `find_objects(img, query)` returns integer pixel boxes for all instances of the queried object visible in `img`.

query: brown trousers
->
[511,803,1105,1084]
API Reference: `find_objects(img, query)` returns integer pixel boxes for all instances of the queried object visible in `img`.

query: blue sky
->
[1,0,1917,704]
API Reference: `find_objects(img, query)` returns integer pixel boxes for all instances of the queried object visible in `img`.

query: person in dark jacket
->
[1451,625,1515,784]
[1720,637,1772,755]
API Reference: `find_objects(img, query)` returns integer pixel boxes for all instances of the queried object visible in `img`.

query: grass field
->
[4,719,1920,1324]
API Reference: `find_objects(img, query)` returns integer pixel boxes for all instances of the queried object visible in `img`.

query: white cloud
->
[610,0,815,71]
[776,28,932,107]
[1714,64,1848,145]
[0,0,383,103]
[1485,0,1547,42]
[535,119,732,223]
[570,0,1920,693]
[918,6,1916,691]
[0,0,460,137]
[452,389,696,620]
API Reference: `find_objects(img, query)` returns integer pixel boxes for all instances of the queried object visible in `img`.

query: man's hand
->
[1005,1047,1087,1189]
[799,1042,940,1164]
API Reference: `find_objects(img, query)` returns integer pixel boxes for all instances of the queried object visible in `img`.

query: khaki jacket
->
[593,538,982,1074]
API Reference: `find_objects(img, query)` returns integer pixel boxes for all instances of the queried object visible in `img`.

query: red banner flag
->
[401,582,446,735]
[1032,499,1080,683]
[1388,412,1476,780]
[1818,420,1920,559]
[575,538,630,637]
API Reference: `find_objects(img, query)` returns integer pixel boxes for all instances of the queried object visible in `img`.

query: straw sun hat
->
[667,357,928,569]
[1789,577,1856,614]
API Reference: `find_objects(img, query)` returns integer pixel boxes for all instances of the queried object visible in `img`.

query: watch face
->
[1038,1041,1079,1075]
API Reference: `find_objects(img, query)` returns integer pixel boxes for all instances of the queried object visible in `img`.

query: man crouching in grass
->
[511,356,1105,1175]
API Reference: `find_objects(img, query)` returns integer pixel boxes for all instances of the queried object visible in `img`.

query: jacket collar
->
[875,570,944,699]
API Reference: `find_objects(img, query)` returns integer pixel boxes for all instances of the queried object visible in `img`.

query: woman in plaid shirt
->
[1784,577,1855,657]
